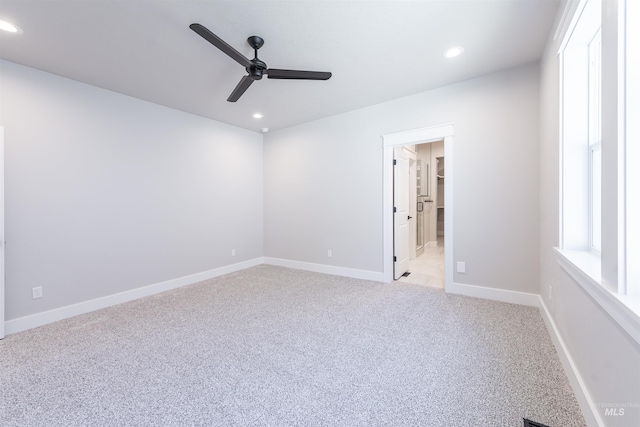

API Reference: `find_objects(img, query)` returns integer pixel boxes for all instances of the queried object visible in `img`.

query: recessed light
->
[261,128,269,133]
[253,113,263,119]
[0,19,23,34]
[443,46,464,59]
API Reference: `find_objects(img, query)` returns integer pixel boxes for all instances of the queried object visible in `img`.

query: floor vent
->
[524,419,550,427]
[401,271,411,277]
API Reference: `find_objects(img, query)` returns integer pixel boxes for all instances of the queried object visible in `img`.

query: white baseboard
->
[538,296,604,427]
[4,257,264,336]
[447,281,540,307]
[263,257,387,283]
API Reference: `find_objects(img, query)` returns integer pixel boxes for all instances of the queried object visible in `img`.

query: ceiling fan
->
[190,23,332,102]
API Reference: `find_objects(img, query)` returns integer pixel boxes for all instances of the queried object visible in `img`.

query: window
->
[559,0,601,253]
[588,28,602,252]
[557,0,640,345]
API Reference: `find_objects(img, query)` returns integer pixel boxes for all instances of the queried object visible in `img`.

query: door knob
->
[408,216,412,220]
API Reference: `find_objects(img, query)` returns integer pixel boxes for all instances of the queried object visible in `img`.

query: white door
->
[393,146,413,279]
[1,127,4,339]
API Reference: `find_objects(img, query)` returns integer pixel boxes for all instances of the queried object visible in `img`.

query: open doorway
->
[395,140,444,288]
[382,124,453,290]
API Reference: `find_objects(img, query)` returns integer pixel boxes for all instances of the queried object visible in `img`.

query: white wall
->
[264,63,540,294]
[0,60,264,322]
[538,1,640,425]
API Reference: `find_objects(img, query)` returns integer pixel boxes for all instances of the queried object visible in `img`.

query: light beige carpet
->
[0,265,585,426]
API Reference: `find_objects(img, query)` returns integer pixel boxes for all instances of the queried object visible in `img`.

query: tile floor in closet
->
[397,235,444,288]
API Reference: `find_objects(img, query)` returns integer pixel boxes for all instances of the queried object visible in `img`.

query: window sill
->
[554,248,640,346]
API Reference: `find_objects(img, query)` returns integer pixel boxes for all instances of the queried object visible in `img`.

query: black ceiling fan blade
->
[190,23,253,69]
[227,75,254,102]
[267,69,332,80]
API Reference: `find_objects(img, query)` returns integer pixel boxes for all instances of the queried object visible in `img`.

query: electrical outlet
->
[327,250,333,258]
[456,261,466,274]
[32,286,43,299]
[231,249,236,256]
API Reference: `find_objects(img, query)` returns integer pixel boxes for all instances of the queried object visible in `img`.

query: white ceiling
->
[0,0,560,132]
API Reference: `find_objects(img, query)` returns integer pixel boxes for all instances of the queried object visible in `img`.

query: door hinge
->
[393,159,397,166]
[393,207,397,213]
[393,256,397,262]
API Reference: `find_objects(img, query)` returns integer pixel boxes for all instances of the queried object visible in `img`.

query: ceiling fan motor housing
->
[248,59,267,80]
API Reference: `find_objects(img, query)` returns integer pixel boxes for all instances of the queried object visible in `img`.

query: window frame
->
[556,0,640,345]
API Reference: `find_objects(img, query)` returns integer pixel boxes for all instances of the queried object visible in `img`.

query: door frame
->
[382,123,454,289]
